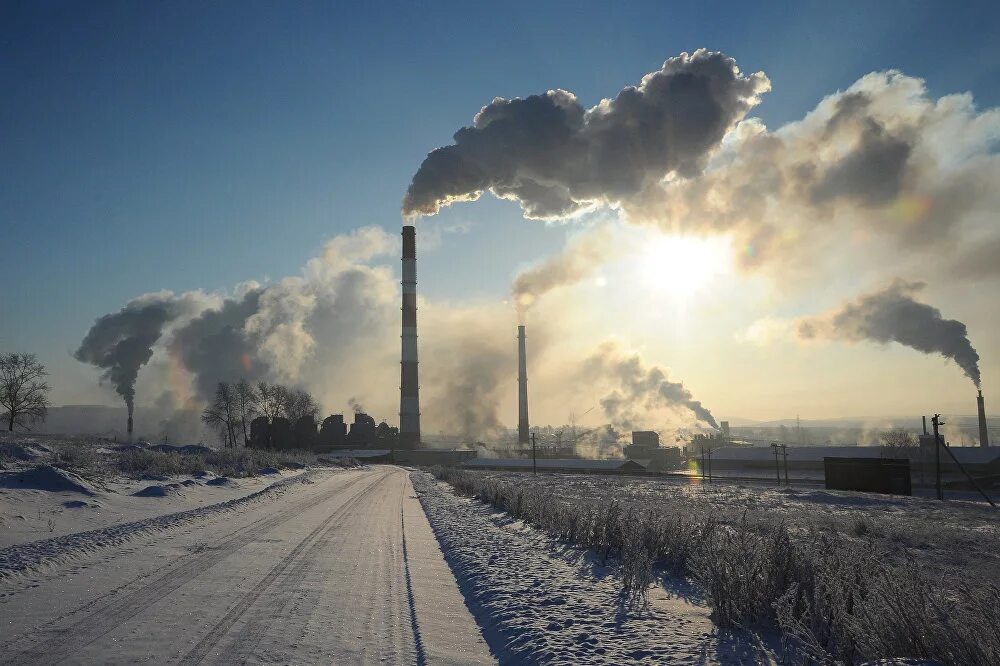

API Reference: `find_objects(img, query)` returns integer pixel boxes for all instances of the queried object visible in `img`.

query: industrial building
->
[623,431,681,471]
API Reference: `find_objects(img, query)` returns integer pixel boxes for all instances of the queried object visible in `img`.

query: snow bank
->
[0,442,50,461]
[0,465,98,496]
[132,483,184,497]
[410,472,760,664]
[0,470,318,580]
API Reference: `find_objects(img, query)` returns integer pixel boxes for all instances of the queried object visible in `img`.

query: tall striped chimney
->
[517,325,529,445]
[978,390,989,448]
[399,225,420,449]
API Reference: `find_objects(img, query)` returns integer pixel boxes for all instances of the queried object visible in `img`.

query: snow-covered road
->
[0,466,493,665]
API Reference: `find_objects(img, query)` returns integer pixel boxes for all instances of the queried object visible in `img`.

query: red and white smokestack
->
[517,325,529,445]
[399,225,420,449]
[978,390,989,448]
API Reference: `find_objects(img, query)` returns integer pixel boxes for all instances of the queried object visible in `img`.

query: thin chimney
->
[517,325,529,445]
[978,390,989,448]
[399,225,420,449]
[127,414,134,441]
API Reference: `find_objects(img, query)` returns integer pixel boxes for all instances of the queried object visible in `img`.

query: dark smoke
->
[75,294,198,415]
[403,49,769,219]
[584,342,718,430]
[797,280,981,387]
[168,289,266,399]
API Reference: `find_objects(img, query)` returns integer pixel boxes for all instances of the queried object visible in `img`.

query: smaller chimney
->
[127,415,134,441]
[517,325,529,445]
[978,390,989,448]
[922,415,927,435]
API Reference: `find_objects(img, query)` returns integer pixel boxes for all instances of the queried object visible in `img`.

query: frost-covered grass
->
[115,447,315,479]
[432,466,1000,665]
[2,436,318,480]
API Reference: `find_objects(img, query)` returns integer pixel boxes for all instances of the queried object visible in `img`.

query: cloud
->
[796,279,981,387]
[403,50,769,220]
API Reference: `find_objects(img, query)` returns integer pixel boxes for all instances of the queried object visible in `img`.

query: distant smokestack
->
[399,226,420,449]
[127,412,134,441]
[517,325,529,444]
[978,390,989,448]
[922,415,927,435]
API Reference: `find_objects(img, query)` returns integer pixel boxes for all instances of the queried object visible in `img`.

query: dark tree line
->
[200,380,399,450]
[201,380,319,448]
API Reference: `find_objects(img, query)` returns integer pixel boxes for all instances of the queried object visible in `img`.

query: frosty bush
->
[430,466,1000,665]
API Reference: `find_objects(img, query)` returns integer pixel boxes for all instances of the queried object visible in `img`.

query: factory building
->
[623,430,681,471]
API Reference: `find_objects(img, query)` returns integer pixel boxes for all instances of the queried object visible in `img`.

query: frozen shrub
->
[430,467,999,666]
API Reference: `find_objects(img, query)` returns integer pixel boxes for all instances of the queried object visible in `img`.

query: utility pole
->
[932,414,943,501]
[781,444,789,485]
[707,447,712,481]
[531,431,537,476]
[772,443,781,485]
[701,446,706,481]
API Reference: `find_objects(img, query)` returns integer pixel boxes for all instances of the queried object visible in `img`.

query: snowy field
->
[472,470,1000,580]
[430,467,1000,665]
[0,436,349,577]
[3,433,996,665]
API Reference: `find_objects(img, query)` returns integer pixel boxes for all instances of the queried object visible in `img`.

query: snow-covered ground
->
[0,466,493,664]
[412,471,769,665]
[470,470,1000,581]
[0,465,300,550]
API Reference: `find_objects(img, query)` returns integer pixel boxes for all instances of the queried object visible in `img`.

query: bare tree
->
[285,388,320,422]
[0,353,51,432]
[233,379,258,447]
[879,429,916,450]
[254,381,288,422]
[201,382,239,447]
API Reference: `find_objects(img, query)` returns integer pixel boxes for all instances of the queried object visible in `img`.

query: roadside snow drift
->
[0,465,98,496]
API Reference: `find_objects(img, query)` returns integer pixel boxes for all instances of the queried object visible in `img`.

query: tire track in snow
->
[181,469,390,665]
[1,470,374,665]
[217,469,390,664]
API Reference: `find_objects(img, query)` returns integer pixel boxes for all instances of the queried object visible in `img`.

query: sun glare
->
[637,234,733,304]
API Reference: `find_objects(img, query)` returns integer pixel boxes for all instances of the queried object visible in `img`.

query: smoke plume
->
[512,224,616,318]
[626,71,1000,276]
[75,292,207,415]
[797,280,981,387]
[403,50,769,220]
[419,303,523,441]
[582,341,718,431]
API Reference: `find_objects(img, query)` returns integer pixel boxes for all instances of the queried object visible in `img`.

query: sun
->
[637,234,733,304]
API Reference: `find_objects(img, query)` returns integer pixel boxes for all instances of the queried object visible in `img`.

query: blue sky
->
[3,1,1000,407]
